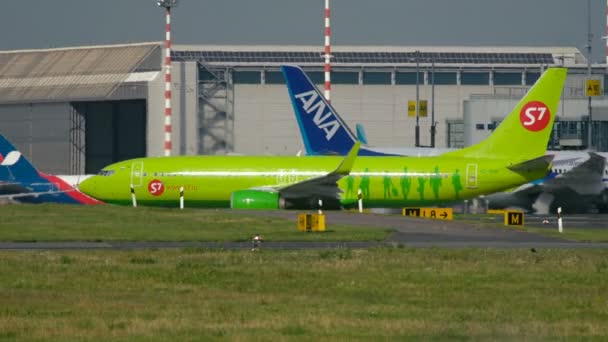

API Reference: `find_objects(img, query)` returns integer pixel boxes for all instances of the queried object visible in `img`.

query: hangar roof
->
[173,44,586,67]
[0,42,161,104]
[0,42,595,104]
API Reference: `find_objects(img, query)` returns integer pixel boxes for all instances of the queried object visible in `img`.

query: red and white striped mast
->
[323,0,332,102]
[157,0,178,156]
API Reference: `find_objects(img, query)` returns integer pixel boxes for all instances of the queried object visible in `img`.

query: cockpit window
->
[98,170,115,176]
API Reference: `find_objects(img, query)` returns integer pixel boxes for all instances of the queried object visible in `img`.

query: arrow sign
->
[419,208,453,220]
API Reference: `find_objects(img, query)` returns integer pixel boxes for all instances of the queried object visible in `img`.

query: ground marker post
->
[252,233,262,251]
[179,186,184,210]
[130,184,137,208]
[557,207,563,233]
[318,199,323,215]
[357,188,363,213]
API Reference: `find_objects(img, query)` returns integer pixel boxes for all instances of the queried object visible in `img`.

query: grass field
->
[524,226,608,242]
[0,248,607,340]
[0,204,389,242]
[456,213,608,242]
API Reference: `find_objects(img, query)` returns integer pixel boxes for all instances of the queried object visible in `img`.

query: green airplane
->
[78,67,567,209]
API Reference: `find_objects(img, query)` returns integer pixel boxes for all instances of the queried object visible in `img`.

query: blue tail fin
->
[0,134,40,181]
[282,65,358,155]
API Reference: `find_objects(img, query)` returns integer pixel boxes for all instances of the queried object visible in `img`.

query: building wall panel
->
[0,103,71,174]
[232,83,496,154]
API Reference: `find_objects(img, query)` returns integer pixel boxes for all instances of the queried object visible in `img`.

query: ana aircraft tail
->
[443,68,567,162]
[282,65,358,155]
[0,134,40,181]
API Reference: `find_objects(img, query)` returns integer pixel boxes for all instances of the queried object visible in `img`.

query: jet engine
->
[230,190,285,209]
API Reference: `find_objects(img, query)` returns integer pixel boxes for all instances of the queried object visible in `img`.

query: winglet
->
[355,123,369,144]
[333,142,360,175]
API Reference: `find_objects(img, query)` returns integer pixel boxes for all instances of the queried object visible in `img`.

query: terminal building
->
[0,42,606,174]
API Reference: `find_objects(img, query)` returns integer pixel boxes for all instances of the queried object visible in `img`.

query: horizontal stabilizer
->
[508,155,554,173]
[0,182,31,194]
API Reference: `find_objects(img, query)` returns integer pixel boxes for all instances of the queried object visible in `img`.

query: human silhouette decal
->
[417,176,426,201]
[383,171,397,199]
[400,167,411,200]
[452,169,463,199]
[429,166,442,199]
[346,175,354,199]
[359,168,370,199]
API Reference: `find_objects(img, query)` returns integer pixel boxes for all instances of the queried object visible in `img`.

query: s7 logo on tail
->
[294,90,340,141]
[520,101,551,132]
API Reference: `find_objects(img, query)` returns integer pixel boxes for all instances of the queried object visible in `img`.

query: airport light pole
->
[157,0,179,157]
[430,56,436,148]
[555,56,566,150]
[415,50,420,147]
[586,0,593,150]
[604,0,608,64]
[556,55,565,117]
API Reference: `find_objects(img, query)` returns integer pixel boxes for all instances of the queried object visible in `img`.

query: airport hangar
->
[0,42,607,175]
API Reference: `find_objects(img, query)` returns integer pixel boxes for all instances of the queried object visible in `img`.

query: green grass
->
[0,248,607,340]
[0,204,389,242]
[525,226,608,242]
[456,213,608,242]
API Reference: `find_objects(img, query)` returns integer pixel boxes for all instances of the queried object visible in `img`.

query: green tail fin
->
[444,68,567,162]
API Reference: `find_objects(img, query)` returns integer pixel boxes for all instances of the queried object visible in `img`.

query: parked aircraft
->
[283,65,608,213]
[486,151,608,213]
[0,135,101,204]
[282,65,452,157]
[78,67,566,209]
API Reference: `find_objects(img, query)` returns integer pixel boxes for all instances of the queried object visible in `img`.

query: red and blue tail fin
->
[0,134,102,204]
[0,134,40,181]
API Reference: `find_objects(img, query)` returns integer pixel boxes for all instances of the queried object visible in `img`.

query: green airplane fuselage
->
[78,67,567,209]
[79,155,546,208]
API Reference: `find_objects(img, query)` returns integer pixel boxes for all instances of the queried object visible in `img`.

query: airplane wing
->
[488,152,607,214]
[542,152,606,195]
[279,142,359,199]
[250,142,360,207]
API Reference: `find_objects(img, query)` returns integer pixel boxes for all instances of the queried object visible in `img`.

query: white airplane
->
[486,151,608,213]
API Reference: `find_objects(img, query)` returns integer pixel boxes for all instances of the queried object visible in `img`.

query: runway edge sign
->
[403,207,453,220]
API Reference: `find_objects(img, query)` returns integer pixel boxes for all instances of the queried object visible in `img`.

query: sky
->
[1,0,606,62]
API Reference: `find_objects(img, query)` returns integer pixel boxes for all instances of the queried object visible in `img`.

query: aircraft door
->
[466,163,478,189]
[130,161,144,187]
